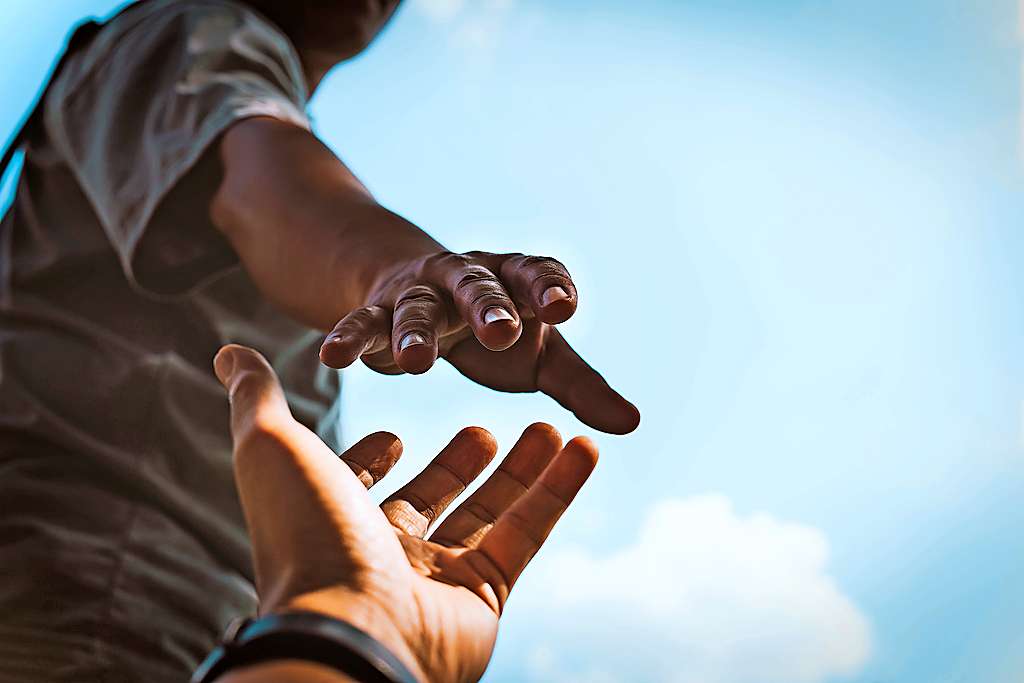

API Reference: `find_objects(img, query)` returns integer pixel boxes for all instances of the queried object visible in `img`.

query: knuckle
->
[392,315,436,334]
[528,258,570,279]
[510,254,564,272]
[467,288,510,309]
[463,500,498,525]
[518,254,554,268]
[394,284,442,310]
[342,305,386,329]
[454,266,502,295]
[502,254,572,290]
[503,509,546,547]
[423,250,473,274]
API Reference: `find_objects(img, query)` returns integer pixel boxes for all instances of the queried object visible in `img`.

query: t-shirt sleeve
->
[42,0,310,297]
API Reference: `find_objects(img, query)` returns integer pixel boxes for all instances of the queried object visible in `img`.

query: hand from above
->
[214,344,599,683]
[318,250,640,434]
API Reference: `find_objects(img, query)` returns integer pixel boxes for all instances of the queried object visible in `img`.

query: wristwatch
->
[190,611,420,683]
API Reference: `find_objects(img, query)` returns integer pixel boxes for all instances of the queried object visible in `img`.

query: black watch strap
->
[190,611,420,683]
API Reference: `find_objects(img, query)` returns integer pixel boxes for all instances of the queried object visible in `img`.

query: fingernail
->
[541,286,570,307]
[213,348,236,387]
[483,307,514,325]
[399,332,427,351]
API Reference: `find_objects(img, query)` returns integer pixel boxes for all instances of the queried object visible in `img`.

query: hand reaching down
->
[318,250,640,434]
[212,344,599,683]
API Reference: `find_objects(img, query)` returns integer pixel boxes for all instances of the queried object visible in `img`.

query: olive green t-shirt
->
[0,1,341,679]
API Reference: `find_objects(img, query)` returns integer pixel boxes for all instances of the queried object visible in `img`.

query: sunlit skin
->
[212,345,599,683]
[207,6,634,676]
[212,2,641,435]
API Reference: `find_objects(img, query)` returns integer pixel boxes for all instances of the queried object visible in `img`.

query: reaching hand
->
[317,250,640,434]
[214,344,599,683]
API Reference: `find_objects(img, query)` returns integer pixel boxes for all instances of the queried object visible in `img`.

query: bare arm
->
[204,344,599,682]
[211,117,640,434]
[211,117,441,331]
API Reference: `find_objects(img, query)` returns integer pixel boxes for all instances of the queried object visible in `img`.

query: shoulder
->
[47,0,307,114]
[53,0,304,102]
[106,0,280,39]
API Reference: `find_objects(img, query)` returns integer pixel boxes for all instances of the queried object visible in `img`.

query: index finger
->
[214,345,402,596]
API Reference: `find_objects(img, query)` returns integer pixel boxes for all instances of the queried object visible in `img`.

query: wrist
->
[355,205,443,303]
[215,660,359,683]
[204,606,424,683]
[278,589,426,683]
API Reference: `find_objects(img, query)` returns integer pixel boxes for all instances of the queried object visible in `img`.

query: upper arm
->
[211,116,375,244]
[43,0,310,296]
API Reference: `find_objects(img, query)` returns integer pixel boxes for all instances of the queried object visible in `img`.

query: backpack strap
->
[0,18,104,182]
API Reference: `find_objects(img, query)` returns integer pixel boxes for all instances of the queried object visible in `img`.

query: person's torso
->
[0,8,341,578]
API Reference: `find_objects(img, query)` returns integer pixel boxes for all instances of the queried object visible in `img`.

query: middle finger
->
[381,426,497,537]
[424,252,521,352]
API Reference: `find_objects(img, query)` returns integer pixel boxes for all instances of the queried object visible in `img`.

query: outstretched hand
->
[318,250,640,434]
[213,344,599,683]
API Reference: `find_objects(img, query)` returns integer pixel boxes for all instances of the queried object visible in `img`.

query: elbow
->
[209,167,249,245]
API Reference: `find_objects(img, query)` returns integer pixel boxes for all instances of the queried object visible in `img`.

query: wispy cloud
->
[517,495,871,683]
[412,0,517,51]
[414,0,466,23]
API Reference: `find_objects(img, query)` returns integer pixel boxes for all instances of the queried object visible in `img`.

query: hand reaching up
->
[212,344,599,683]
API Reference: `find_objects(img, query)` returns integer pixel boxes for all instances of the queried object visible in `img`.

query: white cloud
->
[517,495,872,683]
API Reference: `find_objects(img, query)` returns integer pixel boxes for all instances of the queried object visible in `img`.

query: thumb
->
[212,344,403,608]
[537,330,641,435]
[214,343,292,441]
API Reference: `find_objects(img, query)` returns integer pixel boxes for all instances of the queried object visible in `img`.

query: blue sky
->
[3,1,1023,681]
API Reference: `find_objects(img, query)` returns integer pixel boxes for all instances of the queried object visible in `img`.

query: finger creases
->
[390,283,445,374]
[475,436,598,592]
[320,305,391,369]
[340,431,404,489]
[431,422,563,548]
[499,254,578,325]
[425,254,521,352]
[381,426,498,537]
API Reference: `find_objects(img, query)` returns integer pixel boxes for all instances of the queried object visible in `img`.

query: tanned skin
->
[211,3,640,434]
[206,3,636,680]
[212,119,639,434]
[213,345,600,682]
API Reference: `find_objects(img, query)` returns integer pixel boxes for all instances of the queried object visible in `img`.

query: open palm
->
[214,345,598,683]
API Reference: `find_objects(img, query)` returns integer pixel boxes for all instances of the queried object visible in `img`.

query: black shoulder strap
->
[0,18,104,182]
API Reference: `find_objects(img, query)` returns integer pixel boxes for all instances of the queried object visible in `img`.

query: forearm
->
[211,117,443,330]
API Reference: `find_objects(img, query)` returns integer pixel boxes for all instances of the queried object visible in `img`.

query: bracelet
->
[190,610,420,683]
